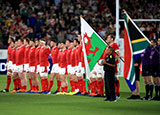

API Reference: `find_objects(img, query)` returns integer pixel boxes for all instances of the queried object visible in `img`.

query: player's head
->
[106,34,115,44]
[35,38,39,47]
[50,39,57,48]
[65,39,72,48]
[106,47,114,55]
[158,38,160,46]
[150,39,157,48]
[18,38,24,47]
[40,39,46,47]
[10,39,15,47]
[73,39,80,47]
[60,41,65,49]
[29,39,35,47]
[70,42,74,49]
[57,42,61,49]
[8,37,15,45]
[24,38,30,46]
[14,41,18,48]
[77,35,82,42]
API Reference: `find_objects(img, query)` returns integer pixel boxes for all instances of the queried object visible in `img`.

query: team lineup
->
[1,34,120,98]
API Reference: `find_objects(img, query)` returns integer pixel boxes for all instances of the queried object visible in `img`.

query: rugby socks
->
[149,84,153,98]
[82,80,87,93]
[48,80,53,91]
[155,85,159,97]
[6,77,11,90]
[16,78,21,89]
[91,81,97,94]
[29,79,33,90]
[145,84,150,97]
[97,81,101,95]
[45,78,49,91]
[70,80,74,92]
[13,79,17,90]
[41,79,45,91]
[158,85,160,97]
[78,79,83,92]
[57,80,61,92]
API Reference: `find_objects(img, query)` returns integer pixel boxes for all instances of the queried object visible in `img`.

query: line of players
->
[1,34,120,97]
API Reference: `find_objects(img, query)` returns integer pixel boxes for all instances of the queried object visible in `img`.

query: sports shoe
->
[17,89,26,93]
[94,94,102,97]
[41,91,49,94]
[151,96,159,101]
[74,92,82,95]
[104,98,110,101]
[109,98,117,102]
[0,89,9,93]
[136,95,141,99]
[10,90,17,93]
[127,95,137,99]
[26,90,32,93]
[141,96,151,100]
[56,92,65,95]
[52,90,59,94]
[47,91,51,94]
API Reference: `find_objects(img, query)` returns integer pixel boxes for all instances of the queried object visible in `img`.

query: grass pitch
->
[0,75,159,115]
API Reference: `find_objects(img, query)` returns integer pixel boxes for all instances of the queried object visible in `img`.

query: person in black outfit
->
[103,47,116,102]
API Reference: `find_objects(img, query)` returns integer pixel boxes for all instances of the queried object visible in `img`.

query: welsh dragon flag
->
[80,17,107,80]
[124,11,150,91]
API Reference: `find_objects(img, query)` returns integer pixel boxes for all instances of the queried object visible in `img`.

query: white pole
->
[116,0,119,40]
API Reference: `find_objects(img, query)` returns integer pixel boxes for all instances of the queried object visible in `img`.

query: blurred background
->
[0,0,160,49]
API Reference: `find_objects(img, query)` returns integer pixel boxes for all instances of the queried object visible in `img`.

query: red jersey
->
[81,51,85,67]
[39,47,50,66]
[24,45,30,64]
[66,48,72,65]
[76,45,82,63]
[51,46,59,64]
[16,45,25,65]
[110,42,119,64]
[59,49,67,68]
[29,47,36,66]
[11,48,16,64]
[35,47,41,65]
[70,49,76,67]
[8,46,12,61]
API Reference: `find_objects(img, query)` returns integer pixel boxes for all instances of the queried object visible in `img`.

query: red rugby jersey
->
[66,48,72,65]
[35,47,41,65]
[8,46,12,61]
[70,49,76,67]
[29,47,36,66]
[16,45,25,65]
[51,46,59,64]
[11,48,16,64]
[24,45,30,64]
[39,47,50,66]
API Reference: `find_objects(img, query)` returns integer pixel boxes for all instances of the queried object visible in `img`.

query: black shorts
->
[135,67,140,81]
[151,64,159,77]
[142,65,151,76]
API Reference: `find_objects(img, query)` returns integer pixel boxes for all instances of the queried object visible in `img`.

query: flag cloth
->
[80,17,107,91]
[123,11,150,91]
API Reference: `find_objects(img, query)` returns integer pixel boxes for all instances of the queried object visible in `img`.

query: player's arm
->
[102,60,115,67]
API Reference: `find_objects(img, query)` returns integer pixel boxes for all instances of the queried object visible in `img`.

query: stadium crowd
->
[0,0,160,48]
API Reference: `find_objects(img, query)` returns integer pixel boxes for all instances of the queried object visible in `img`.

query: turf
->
[0,75,159,115]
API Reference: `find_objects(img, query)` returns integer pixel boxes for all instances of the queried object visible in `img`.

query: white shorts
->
[7,61,13,70]
[67,65,71,74]
[36,65,40,73]
[16,65,23,73]
[70,66,76,75]
[24,64,29,72]
[39,66,49,77]
[91,63,104,78]
[51,63,59,74]
[59,67,66,75]
[12,64,16,72]
[29,66,36,72]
